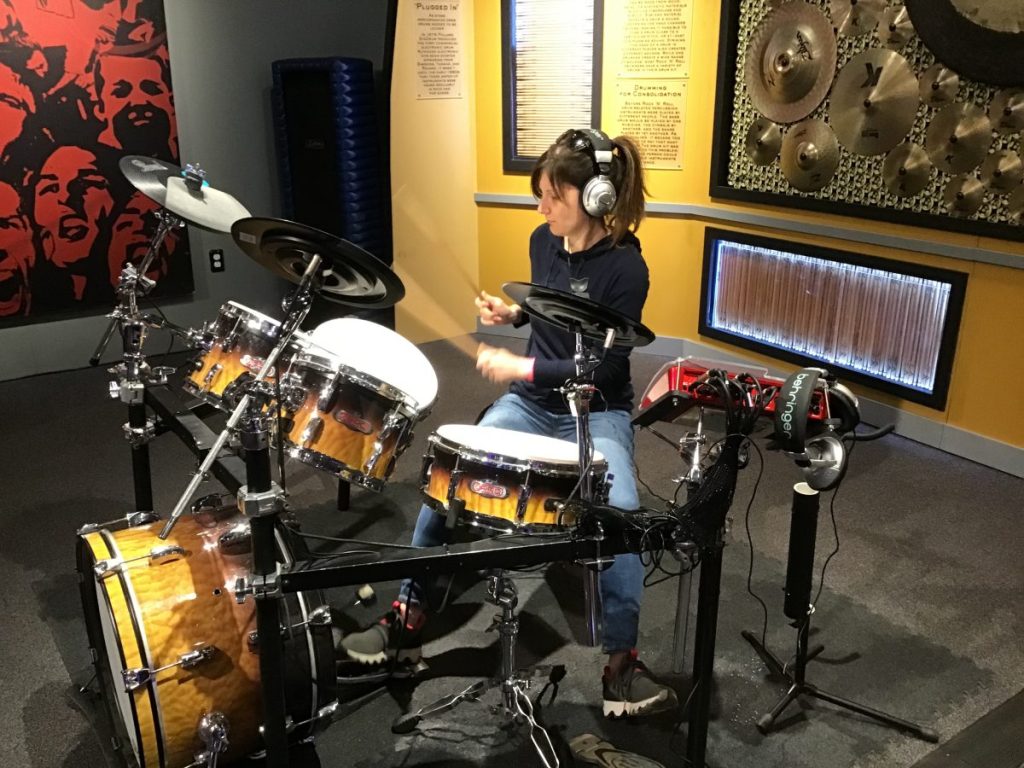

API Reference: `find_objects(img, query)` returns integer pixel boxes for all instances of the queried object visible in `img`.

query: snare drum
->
[183,301,310,410]
[278,318,437,491]
[421,424,607,532]
[77,514,336,768]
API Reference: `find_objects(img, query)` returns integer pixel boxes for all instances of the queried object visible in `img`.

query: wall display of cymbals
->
[712,0,1024,239]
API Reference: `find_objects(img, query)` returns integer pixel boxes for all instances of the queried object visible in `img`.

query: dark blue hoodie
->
[509,223,650,414]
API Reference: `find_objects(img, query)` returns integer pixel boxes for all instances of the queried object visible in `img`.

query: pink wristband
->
[522,358,535,382]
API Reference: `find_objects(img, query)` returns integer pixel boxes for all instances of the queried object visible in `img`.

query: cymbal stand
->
[160,254,324,768]
[89,208,184,514]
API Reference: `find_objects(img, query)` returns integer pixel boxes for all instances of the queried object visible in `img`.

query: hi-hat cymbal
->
[231,217,404,309]
[831,0,886,36]
[502,282,654,348]
[744,117,783,165]
[1008,185,1024,223]
[943,175,985,215]
[879,5,915,47]
[989,89,1024,134]
[883,143,933,197]
[925,103,994,174]
[744,2,837,124]
[780,119,840,191]
[829,49,919,155]
[980,149,1024,191]
[119,156,251,234]
[919,64,960,107]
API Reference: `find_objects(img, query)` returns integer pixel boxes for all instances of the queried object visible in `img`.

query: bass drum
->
[77,513,336,768]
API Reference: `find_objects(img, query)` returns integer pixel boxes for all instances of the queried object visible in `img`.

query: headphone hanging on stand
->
[567,128,618,217]
[773,368,860,491]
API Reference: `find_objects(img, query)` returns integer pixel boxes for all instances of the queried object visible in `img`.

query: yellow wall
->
[391,0,480,345]
[469,1,1024,449]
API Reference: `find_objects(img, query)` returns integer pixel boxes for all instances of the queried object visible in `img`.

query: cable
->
[740,437,770,650]
[807,435,857,616]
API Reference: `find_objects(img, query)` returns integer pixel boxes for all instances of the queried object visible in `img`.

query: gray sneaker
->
[602,654,678,718]
[340,601,423,665]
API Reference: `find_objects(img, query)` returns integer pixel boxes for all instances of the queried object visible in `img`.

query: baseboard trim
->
[476,323,1024,478]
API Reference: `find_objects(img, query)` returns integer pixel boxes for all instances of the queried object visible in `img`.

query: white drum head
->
[310,318,438,409]
[436,424,605,465]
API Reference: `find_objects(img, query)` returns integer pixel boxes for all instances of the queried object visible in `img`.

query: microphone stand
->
[91,209,183,514]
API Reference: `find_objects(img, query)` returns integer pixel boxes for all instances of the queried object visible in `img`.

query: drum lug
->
[122,419,157,446]
[300,415,323,444]
[515,480,533,525]
[122,645,216,691]
[94,544,186,579]
[189,711,230,768]
[365,410,403,476]
[77,511,159,536]
[201,364,223,392]
[217,522,252,555]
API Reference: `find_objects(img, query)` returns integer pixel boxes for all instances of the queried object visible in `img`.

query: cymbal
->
[231,218,404,309]
[925,103,994,174]
[989,89,1024,134]
[1008,184,1024,223]
[879,5,915,48]
[830,0,886,36]
[744,2,837,124]
[943,175,985,215]
[980,149,1024,191]
[919,64,960,107]
[502,282,654,348]
[829,49,919,155]
[119,156,251,234]
[882,143,933,197]
[780,119,840,191]
[744,117,783,165]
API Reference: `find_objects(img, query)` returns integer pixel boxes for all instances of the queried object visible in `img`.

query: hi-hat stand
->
[89,206,185,513]
[742,482,938,742]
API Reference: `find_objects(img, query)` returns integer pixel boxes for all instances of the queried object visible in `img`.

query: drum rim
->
[291,350,427,414]
[428,431,608,478]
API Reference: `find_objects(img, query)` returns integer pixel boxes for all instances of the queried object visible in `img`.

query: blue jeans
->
[401,393,644,654]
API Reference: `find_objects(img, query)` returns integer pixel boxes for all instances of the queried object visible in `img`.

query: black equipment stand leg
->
[337,479,350,512]
[742,483,938,743]
[128,399,153,512]
[686,530,724,768]
[242,410,292,767]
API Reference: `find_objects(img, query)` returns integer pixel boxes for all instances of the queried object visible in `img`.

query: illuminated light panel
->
[706,240,954,395]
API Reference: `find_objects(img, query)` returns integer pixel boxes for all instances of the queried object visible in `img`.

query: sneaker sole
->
[602,691,676,718]
[345,647,422,666]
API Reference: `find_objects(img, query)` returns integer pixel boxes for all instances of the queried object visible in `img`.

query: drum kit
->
[74,156,686,768]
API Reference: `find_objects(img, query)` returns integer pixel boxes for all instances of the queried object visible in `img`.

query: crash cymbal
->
[831,0,886,36]
[925,103,994,174]
[919,64,960,107]
[744,117,783,165]
[989,89,1024,134]
[231,217,404,309]
[780,119,840,191]
[503,282,654,348]
[943,175,985,215]
[980,149,1024,191]
[879,5,915,48]
[1008,184,1024,223]
[882,143,933,196]
[951,0,1024,34]
[744,2,837,124]
[119,156,251,234]
[829,49,919,155]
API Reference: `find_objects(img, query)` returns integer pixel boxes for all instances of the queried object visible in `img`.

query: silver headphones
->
[569,128,618,217]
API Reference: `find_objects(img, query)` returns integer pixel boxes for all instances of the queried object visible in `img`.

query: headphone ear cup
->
[581,175,616,217]
[827,383,860,434]
[801,433,848,491]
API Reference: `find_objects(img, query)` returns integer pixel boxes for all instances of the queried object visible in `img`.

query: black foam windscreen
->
[783,483,820,621]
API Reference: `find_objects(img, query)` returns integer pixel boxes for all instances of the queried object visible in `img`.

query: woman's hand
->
[476,343,533,383]
[475,290,521,326]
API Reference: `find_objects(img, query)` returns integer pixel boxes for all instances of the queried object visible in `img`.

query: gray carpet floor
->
[1,333,1022,768]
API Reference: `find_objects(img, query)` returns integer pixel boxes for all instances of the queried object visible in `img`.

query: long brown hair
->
[530,129,648,246]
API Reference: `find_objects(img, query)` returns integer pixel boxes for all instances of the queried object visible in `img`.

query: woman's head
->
[530,129,647,245]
